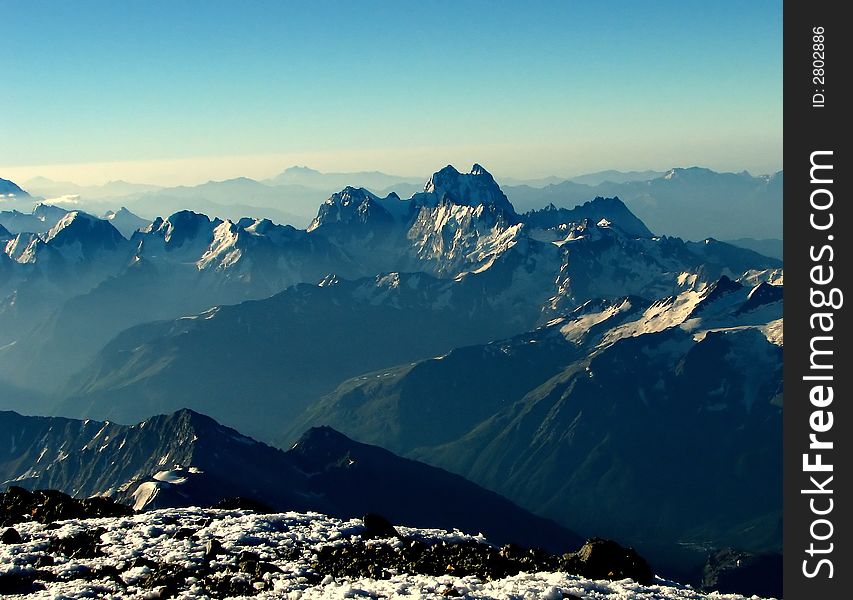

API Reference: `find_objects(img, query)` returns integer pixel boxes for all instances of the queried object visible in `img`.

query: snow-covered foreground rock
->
[1,507,775,599]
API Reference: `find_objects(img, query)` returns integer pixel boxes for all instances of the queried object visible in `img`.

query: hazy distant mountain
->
[504,180,594,211]
[568,169,665,186]
[0,178,38,213]
[21,173,427,229]
[123,177,312,227]
[268,165,422,192]
[0,408,581,551]
[14,166,782,244]
[523,197,654,238]
[0,177,31,199]
[372,181,423,199]
[103,207,151,238]
[0,165,542,398]
[19,178,315,229]
[504,168,782,241]
[0,210,350,393]
[497,175,567,187]
[0,210,132,350]
[499,170,664,188]
[2,164,778,411]
[49,168,778,445]
[724,238,783,261]
[55,268,548,442]
[23,176,162,199]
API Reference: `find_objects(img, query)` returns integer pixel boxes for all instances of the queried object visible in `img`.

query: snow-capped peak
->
[105,207,133,219]
[44,211,122,249]
[44,211,90,243]
[308,187,394,232]
[0,177,30,198]
[470,163,489,176]
[661,166,716,181]
[421,164,515,215]
[33,202,68,222]
[155,211,221,245]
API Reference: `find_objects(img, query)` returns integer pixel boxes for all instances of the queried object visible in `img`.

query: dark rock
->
[159,514,181,526]
[0,486,35,527]
[172,527,196,540]
[137,563,195,597]
[1,486,34,510]
[89,565,127,589]
[702,548,783,599]
[205,538,223,558]
[47,528,105,559]
[204,572,258,597]
[31,490,84,523]
[362,513,399,539]
[130,556,159,569]
[236,550,282,579]
[33,555,55,568]
[211,497,274,513]
[275,545,303,562]
[197,517,214,529]
[0,487,134,527]
[559,538,654,585]
[238,550,260,563]
[80,496,135,519]
[238,555,259,575]
[0,571,47,594]
[1,527,22,544]
[315,537,560,581]
[55,564,92,581]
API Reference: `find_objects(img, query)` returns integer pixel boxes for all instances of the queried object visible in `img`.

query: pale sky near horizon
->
[2,1,782,187]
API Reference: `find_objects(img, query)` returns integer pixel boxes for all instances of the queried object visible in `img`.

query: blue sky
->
[2,0,782,185]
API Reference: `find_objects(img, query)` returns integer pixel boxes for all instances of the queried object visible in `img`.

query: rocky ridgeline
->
[0,489,656,598]
[320,513,652,585]
[316,535,652,586]
[0,486,134,527]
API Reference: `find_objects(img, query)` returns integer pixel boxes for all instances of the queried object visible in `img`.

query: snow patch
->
[153,470,189,485]
[131,482,160,511]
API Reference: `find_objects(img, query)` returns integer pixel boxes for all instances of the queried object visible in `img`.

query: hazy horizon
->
[3,157,782,190]
[3,1,781,188]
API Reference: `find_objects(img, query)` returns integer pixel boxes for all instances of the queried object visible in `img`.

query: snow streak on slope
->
[0,508,775,600]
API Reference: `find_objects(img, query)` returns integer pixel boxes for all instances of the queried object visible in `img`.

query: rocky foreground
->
[0,488,775,599]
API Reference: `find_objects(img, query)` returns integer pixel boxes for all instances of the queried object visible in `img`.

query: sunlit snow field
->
[1,508,775,599]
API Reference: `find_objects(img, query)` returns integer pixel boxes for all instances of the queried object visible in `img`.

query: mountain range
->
[0,408,581,553]
[103,207,151,238]
[0,178,31,200]
[0,203,68,235]
[1,165,779,424]
[288,276,782,571]
[11,165,781,244]
[0,163,782,584]
[266,165,423,194]
[22,177,162,200]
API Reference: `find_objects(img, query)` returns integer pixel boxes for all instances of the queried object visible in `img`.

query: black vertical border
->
[784,1,850,598]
